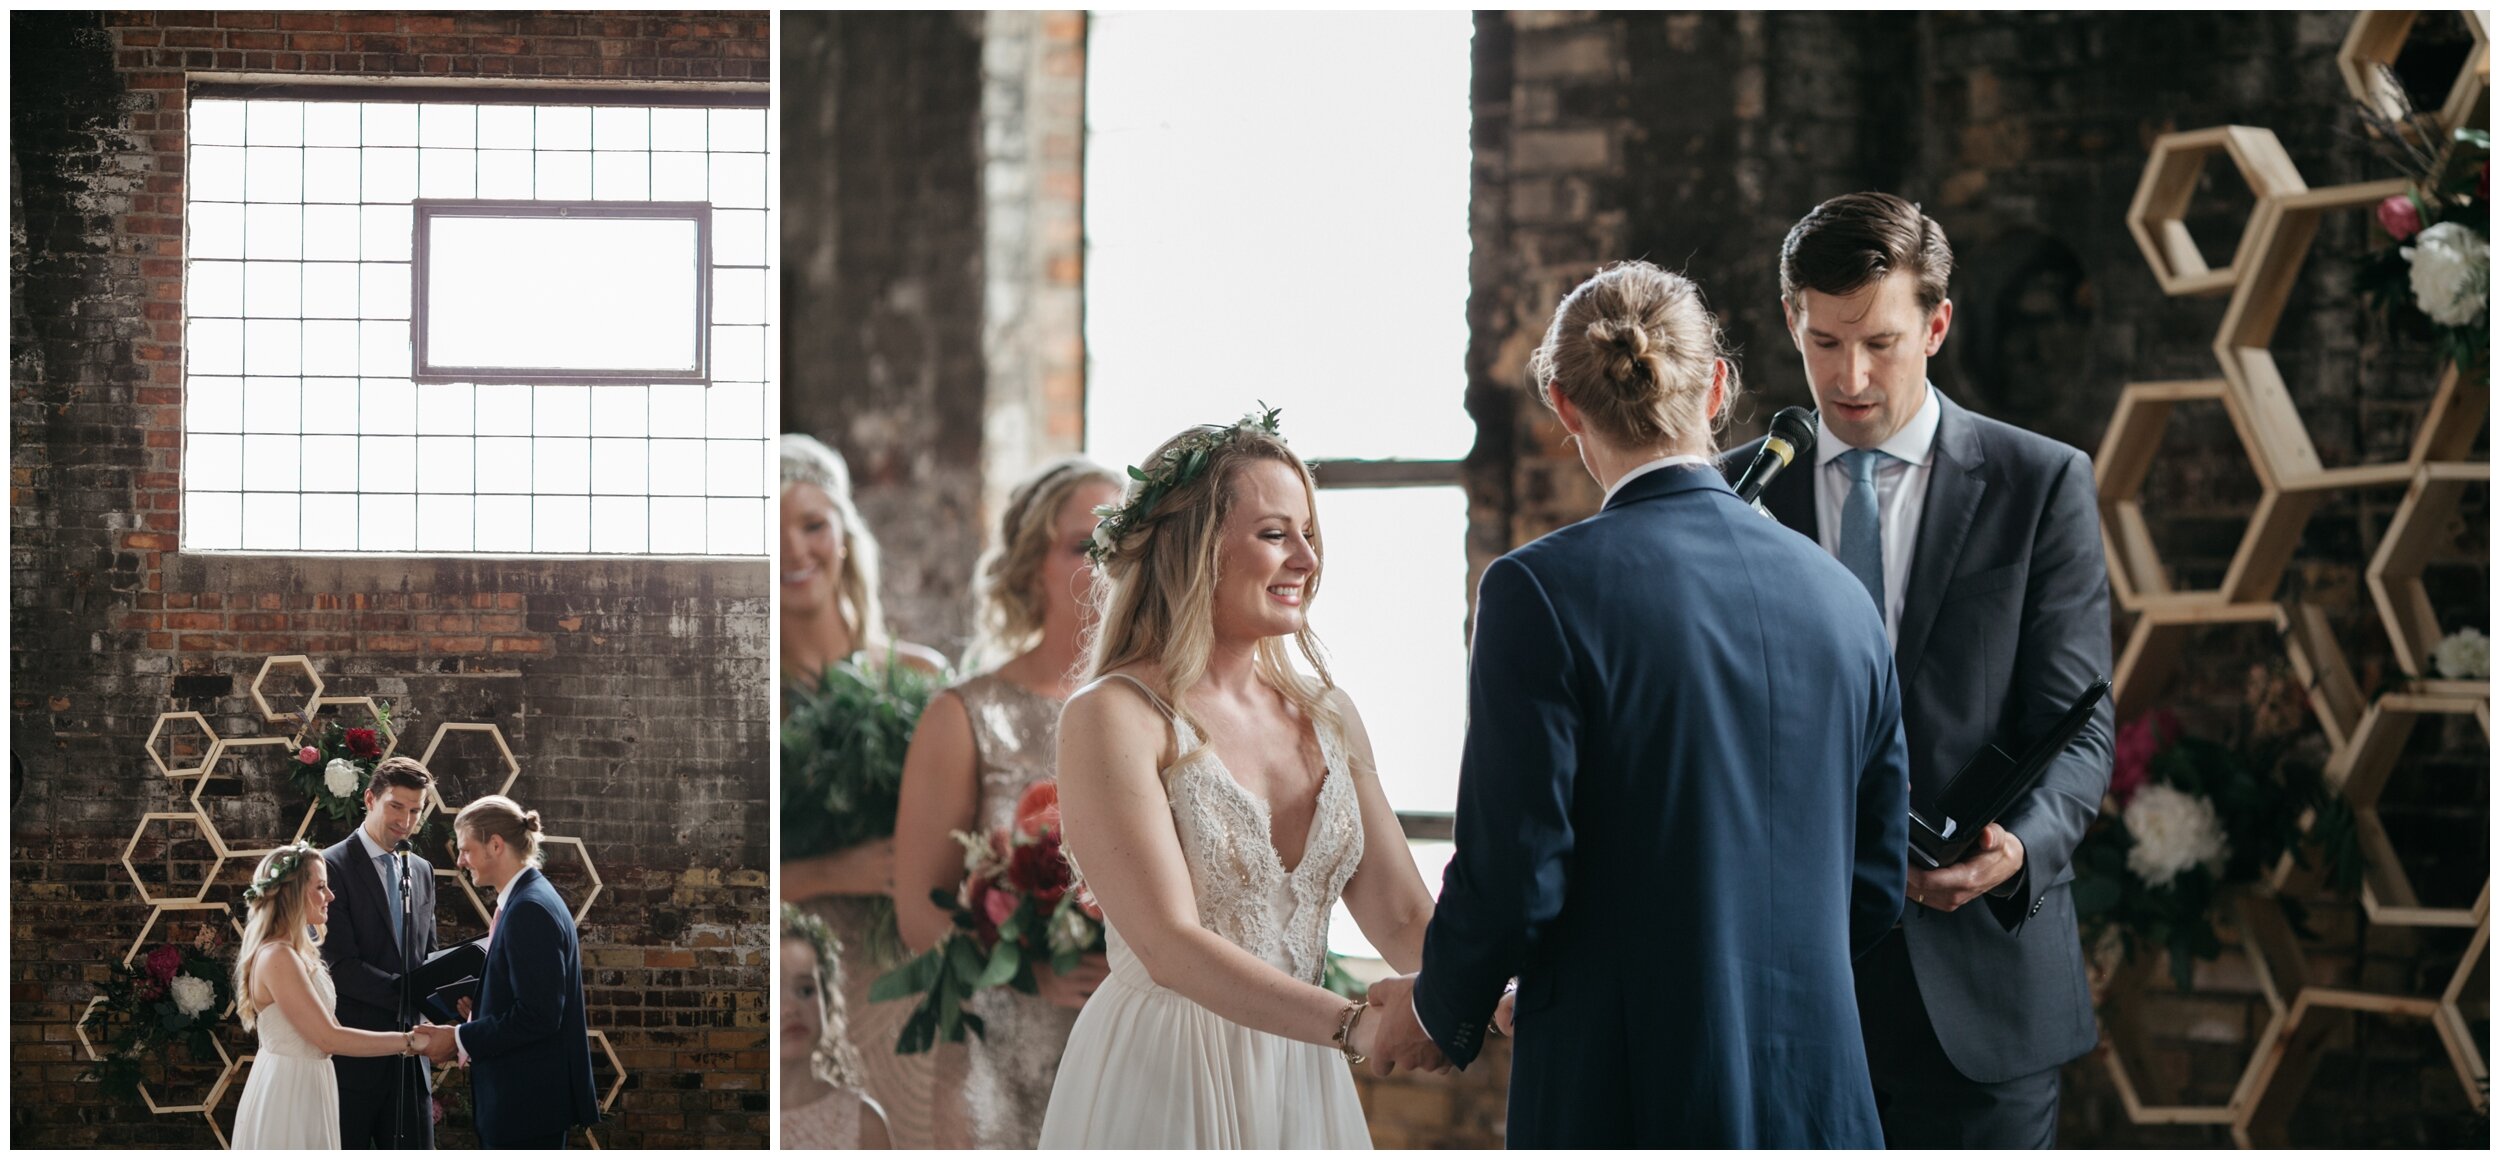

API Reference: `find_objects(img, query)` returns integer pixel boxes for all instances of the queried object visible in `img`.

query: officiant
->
[320,757,442,1148]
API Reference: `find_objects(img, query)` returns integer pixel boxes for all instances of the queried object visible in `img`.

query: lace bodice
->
[253,948,336,1060]
[1088,675,1362,986]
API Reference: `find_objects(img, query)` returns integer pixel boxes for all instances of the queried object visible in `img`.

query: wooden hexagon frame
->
[190,736,319,860]
[2339,10,2491,140]
[420,722,523,822]
[2324,691,2490,929]
[451,831,603,927]
[292,694,402,759]
[2095,380,2308,611]
[2434,916,2490,1114]
[2113,600,2288,726]
[2366,462,2490,685]
[201,1051,254,1148]
[247,655,324,725]
[133,1029,239,1116]
[2235,986,2453,1147]
[588,1027,628,1112]
[121,811,228,907]
[144,712,221,782]
[2099,890,2307,1126]
[2126,125,2307,297]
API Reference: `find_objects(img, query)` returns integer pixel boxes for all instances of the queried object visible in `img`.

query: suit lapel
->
[1894,395,1988,684]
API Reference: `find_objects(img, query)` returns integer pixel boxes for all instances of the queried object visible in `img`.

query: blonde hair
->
[454,794,545,868]
[1084,423,1339,757]
[233,841,324,1032]
[780,433,891,652]
[781,903,865,1091]
[968,457,1123,668]
[1530,260,1741,454]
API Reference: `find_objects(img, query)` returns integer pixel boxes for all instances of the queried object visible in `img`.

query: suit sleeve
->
[459,899,572,1060]
[1412,555,1579,1070]
[320,851,408,1015]
[1852,657,1910,958]
[1989,446,2114,931]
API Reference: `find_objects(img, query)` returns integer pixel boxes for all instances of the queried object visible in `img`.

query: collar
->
[1815,381,1942,468]
[355,824,396,862]
[1601,453,1713,508]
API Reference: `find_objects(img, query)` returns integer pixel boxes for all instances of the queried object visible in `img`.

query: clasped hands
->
[408,1020,459,1064]
[1355,974,1471,1078]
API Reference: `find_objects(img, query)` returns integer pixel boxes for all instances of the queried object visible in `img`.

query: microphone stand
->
[394,844,418,1148]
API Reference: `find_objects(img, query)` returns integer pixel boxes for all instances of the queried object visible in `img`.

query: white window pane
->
[590,495,648,553]
[359,378,417,434]
[533,152,591,200]
[242,491,300,551]
[649,440,704,495]
[476,494,531,551]
[359,435,416,492]
[423,215,701,375]
[188,261,243,317]
[242,433,300,491]
[242,378,300,434]
[243,261,300,318]
[188,433,243,491]
[359,263,411,320]
[188,490,242,549]
[242,319,301,375]
[190,318,244,374]
[705,382,764,439]
[301,435,357,490]
[591,439,647,494]
[651,108,706,151]
[359,493,416,551]
[533,495,590,553]
[714,268,764,326]
[417,436,475,494]
[417,494,474,552]
[650,152,706,201]
[362,148,418,203]
[1301,485,1470,812]
[592,152,650,201]
[590,387,648,437]
[713,210,765,267]
[417,383,475,435]
[478,105,534,150]
[478,149,533,198]
[706,439,764,496]
[707,497,764,555]
[246,100,304,146]
[361,205,413,262]
[359,320,412,377]
[536,106,590,150]
[244,146,302,203]
[712,325,765,382]
[1330,842,1456,958]
[593,107,649,150]
[534,437,589,494]
[192,101,246,146]
[534,385,590,436]
[648,384,705,437]
[302,263,358,319]
[303,102,359,147]
[710,108,765,152]
[188,377,243,433]
[303,147,360,202]
[191,146,246,200]
[242,204,302,260]
[418,149,477,199]
[302,321,359,376]
[301,492,359,547]
[708,153,765,208]
[476,385,532,436]
[418,104,477,149]
[362,102,417,147]
[301,379,358,434]
[191,203,245,259]
[476,437,533,493]
[302,205,360,261]
[649,496,705,552]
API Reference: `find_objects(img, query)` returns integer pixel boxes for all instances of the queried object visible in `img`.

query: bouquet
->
[781,654,943,966]
[2352,64,2488,370]
[286,704,396,820]
[81,922,235,1099]
[870,780,1106,1053]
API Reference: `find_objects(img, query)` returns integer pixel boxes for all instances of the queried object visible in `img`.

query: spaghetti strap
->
[1083,672,1199,757]
[1089,672,1177,719]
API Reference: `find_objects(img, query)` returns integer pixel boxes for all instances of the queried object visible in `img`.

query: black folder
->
[411,937,488,1023]
[1908,677,2111,870]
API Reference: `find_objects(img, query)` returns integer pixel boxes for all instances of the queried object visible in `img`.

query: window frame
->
[411,198,716,386]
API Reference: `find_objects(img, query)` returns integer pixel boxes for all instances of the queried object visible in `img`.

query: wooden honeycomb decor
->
[2124,125,2307,297]
[2339,10,2490,141]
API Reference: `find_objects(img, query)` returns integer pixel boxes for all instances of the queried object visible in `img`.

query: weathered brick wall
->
[10,11,773,1148]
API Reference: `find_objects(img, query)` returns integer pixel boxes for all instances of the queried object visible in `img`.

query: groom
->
[423,793,601,1148]
[321,756,440,1148]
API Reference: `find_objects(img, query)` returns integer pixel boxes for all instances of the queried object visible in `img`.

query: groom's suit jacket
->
[1413,463,1908,1148]
[462,865,601,1145]
[320,830,437,1135]
[1729,390,2112,1085]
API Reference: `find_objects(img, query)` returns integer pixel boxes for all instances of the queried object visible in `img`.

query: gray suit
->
[1726,390,2111,1146]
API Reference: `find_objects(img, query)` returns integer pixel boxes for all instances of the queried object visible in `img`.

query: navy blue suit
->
[1412,463,1910,1148]
[463,866,600,1148]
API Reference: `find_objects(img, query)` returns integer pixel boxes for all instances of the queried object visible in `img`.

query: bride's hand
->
[1033,952,1110,1010]
[408,1025,431,1055]
[1493,987,1517,1037]
[1349,1004,1384,1061]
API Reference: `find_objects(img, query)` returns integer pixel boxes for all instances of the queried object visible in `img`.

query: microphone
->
[1733,406,1818,509]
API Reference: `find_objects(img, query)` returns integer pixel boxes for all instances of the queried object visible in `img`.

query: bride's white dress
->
[229,947,342,1149]
[1038,675,1372,1148]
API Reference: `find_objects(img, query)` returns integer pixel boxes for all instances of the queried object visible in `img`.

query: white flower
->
[323,758,361,799]
[2433,626,2490,681]
[2122,783,2231,888]
[2403,221,2490,328]
[169,974,216,1018]
[1046,901,1096,956]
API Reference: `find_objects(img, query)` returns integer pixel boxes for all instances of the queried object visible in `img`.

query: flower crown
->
[241,841,315,906]
[1086,404,1286,565]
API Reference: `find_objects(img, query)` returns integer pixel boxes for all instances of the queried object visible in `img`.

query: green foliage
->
[81,934,235,1099]
[779,656,943,966]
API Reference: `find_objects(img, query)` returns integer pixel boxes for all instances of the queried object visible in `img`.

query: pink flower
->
[431,1096,446,1126]
[144,944,184,985]
[2377,194,2424,242]
[2110,710,2180,806]
[297,746,321,765]
[983,881,1019,929]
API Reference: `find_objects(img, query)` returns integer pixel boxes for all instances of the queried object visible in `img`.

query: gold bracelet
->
[403,1029,416,1056]
[1334,999,1369,1065]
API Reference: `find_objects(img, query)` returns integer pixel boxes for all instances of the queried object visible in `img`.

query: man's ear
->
[1705,359,1728,421]
[1925,298,1954,356]
[1548,385,1587,437]
[1782,298,1802,350]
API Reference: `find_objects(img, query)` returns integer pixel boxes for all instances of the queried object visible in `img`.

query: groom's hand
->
[419,1022,460,1064]
[1907,822,2025,912]
[1361,974,1451,1077]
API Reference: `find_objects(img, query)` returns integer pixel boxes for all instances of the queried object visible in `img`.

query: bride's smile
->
[1213,459,1320,639]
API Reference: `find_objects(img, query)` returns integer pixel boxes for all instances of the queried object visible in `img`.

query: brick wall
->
[10,11,773,1148]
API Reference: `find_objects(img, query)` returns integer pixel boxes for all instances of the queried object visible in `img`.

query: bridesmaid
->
[776,432,957,1147]
[891,458,1122,1148]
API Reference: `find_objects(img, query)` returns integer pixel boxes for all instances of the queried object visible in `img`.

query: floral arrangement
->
[1088,403,1285,564]
[2354,65,2488,370]
[2073,661,2358,992]
[870,781,1106,1053]
[80,922,235,1099]
[2432,626,2489,681]
[780,654,944,967]
[285,704,397,820]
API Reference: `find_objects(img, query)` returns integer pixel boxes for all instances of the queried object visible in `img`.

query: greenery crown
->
[1086,403,1286,565]
[241,841,315,906]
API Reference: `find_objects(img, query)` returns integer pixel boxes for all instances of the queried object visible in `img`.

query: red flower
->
[145,944,184,985]
[2376,194,2424,242]
[343,728,382,759]
[1006,836,1072,907]
[963,874,1002,946]
[2110,709,2180,806]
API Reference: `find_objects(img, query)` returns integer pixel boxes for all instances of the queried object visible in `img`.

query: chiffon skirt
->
[228,1049,341,1149]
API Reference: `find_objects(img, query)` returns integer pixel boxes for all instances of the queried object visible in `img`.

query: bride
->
[229,840,441,1149]
[1038,410,1439,1148]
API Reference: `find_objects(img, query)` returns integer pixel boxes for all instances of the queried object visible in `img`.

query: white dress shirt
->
[1813,384,1943,644]
[1601,453,1713,508]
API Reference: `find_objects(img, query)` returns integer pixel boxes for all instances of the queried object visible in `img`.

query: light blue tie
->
[1838,448,1889,614]
[378,851,404,952]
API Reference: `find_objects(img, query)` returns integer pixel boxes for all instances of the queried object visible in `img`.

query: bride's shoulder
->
[1063,668,1175,748]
